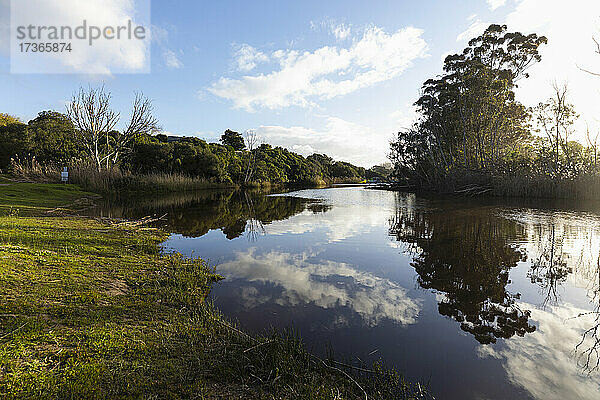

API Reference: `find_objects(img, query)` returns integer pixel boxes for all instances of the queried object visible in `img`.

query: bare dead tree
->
[66,85,120,171]
[244,192,266,241]
[527,223,570,308]
[578,36,600,77]
[575,251,600,374]
[534,82,578,178]
[585,126,599,170]
[243,129,260,185]
[67,86,159,170]
[110,92,160,166]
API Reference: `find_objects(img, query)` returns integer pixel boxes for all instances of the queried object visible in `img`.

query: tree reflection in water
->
[95,188,313,239]
[527,223,571,307]
[389,206,536,344]
[513,212,600,373]
[575,251,600,373]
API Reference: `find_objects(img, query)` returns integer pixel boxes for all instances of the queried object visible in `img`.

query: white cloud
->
[310,18,351,40]
[487,0,507,11]
[268,188,397,241]
[208,26,428,111]
[254,115,392,167]
[479,303,600,400]
[331,23,351,40]
[217,248,422,327]
[457,19,489,41]
[163,49,183,69]
[8,0,150,74]
[233,43,268,71]
[0,0,8,53]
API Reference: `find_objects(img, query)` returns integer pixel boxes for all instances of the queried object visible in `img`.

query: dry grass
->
[68,162,232,194]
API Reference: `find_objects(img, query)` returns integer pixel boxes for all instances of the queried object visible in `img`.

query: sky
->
[0,0,599,167]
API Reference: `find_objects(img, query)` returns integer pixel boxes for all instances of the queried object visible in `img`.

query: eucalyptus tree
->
[391,24,547,185]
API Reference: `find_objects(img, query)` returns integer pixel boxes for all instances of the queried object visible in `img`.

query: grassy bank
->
[0,183,427,399]
[0,182,99,215]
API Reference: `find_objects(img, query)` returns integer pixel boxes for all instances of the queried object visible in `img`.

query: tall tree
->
[27,111,80,165]
[220,129,245,151]
[243,129,259,184]
[390,24,547,185]
[534,83,578,178]
[110,93,160,166]
[66,85,119,170]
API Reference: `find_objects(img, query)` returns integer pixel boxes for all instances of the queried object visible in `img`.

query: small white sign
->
[61,167,68,182]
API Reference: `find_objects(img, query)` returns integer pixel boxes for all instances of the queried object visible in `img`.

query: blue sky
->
[1,0,599,167]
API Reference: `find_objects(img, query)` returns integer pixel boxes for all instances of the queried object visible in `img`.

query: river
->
[96,186,600,400]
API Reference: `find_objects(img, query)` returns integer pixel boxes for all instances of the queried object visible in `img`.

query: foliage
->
[124,135,365,186]
[66,86,159,171]
[0,114,21,127]
[0,111,83,173]
[389,24,600,198]
[27,111,82,166]
[220,129,246,151]
[0,115,366,187]
[0,122,30,171]
[366,163,393,181]
[390,24,548,185]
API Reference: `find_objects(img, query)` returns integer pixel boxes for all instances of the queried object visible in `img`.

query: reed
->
[7,156,61,183]
[417,170,600,199]
[68,162,233,194]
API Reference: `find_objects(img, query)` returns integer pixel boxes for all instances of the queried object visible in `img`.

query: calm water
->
[98,187,600,399]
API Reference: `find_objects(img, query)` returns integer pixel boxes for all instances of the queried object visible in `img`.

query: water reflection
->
[389,205,536,344]
[94,188,312,238]
[217,248,421,326]
[505,209,600,375]
[479,304,600,399]
[98,187,600,399]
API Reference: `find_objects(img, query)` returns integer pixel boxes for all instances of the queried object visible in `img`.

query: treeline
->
[0,108,387,188]
[126,131,368,185]
[390,24,600,198]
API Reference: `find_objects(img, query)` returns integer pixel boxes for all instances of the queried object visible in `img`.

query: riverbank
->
[3,167,362,197]
[0,183,427,399]
[379,171,600,200]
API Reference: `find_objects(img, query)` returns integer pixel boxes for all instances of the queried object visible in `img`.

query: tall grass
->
[8,158,231,194]
[427,169,600,199]
[492,174,600,199]
[7,156,61,183]
[68,162,234,194]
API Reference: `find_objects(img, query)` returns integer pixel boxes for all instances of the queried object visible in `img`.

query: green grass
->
[0,183,99,215]
[0,184,428,399]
